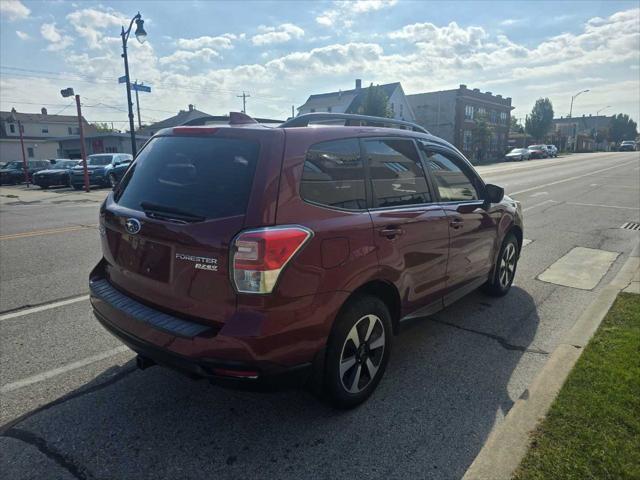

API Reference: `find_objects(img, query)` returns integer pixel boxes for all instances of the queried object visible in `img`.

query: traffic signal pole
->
[75,95,90,192]
[17,120,30,187]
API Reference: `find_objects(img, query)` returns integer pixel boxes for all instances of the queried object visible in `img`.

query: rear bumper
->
[89,260,344,389]
[93,308,312,390]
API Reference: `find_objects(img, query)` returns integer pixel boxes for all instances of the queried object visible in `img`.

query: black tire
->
[483,233,519,297]
[323,295,392,409]
[40,185,49,189]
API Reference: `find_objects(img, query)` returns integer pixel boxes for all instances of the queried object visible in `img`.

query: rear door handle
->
[379,227,404,238]
[450,218,464,229]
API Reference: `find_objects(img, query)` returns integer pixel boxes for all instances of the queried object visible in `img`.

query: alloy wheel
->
[499,242,517,288]
[339,314,385,394]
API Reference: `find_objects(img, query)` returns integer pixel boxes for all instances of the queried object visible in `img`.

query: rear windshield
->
[115,136,259,220]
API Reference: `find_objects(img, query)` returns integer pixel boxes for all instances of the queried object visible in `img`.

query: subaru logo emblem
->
[125,218,141,235]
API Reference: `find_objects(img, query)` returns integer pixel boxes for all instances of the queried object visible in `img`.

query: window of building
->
[42,127,49,134]
[390,103,395,114]
[464,105,474,120]
[421,149,479,202]
[300,139,366,210]
[75,127,80,134]
[27,147,34,158]
[310,108,316,113]
[463,130,473,151]
[68,127,73,135]
[489,136,497,151]
[327,106,332,112]
[9,124,15,133]
[489,110,497,124]
[500,112,507,124]
[399,103,403,117]
[365,138,432,208]
[477,107,486,117]
[105,146,118,153]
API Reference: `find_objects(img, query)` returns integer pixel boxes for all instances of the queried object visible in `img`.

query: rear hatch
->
[100,127,283,327]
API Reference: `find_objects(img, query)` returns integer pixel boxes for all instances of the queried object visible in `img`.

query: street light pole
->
[569,89,589,118]
[120,12,147,157]
[17,120,29,186]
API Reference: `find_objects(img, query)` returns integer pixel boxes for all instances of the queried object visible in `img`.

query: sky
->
[1,0,639,129]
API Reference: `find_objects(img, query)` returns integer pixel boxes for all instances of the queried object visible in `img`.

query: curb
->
[462,242,640,480]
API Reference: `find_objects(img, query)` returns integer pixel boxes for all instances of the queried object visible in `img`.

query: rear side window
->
[300,139,366,210]
[116,136,259,220]
[364,138,432,208]
[423,151,479,202]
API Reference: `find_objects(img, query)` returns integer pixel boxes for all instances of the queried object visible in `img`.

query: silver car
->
[505,148,531,161]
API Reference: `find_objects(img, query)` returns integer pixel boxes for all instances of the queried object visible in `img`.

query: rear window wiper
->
[140,201,205,223]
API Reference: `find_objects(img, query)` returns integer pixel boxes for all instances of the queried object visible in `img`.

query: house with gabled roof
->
[297,79,416,122]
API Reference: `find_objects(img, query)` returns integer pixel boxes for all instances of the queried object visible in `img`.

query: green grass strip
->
[514,292,640,480]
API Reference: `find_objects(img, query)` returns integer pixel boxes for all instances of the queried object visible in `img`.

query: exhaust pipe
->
[136,355,156,370]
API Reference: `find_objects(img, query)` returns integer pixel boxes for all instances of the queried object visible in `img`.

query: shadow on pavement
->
[1,286,542,480]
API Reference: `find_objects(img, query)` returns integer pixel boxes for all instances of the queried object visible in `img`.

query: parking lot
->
[1,152,639,479]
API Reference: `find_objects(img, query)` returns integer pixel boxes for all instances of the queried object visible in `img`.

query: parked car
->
[505,148,531,162]
[32,159,80,189]
[70,153,133,190]
[0,160,50,185]
[527,145,548,159]
[618,140,637,152]
[545,145,558,157]
[106,158,133,188]
[90,112,523,408]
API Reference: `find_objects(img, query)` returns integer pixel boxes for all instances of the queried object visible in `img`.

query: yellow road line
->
[0,224,98,240]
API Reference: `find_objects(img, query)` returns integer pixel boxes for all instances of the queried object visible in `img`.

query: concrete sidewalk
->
[463,242,640,480]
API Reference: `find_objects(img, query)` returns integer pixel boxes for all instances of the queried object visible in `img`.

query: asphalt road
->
[1,152,639,480]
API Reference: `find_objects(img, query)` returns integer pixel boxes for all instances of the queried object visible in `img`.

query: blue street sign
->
[131,84,151,93]
[118,75,127,84]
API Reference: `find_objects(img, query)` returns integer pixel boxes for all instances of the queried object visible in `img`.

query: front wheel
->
[483,233,519,297]
[323,295,392,408]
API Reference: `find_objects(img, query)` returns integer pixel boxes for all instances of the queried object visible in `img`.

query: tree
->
[525,98,554,142]
[357,84,391,118]
[510,116,524,133]
[473,111,492,161]
[608,113,638,144]
[92,122,116,132]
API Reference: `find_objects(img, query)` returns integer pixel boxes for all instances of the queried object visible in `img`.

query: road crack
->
[4,428,94,480]
[429,318,549,354]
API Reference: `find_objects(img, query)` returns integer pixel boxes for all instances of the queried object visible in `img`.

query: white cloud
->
[316,0,397,27]
[159,48,221,65]
[252,23,304,46]
[66,8,129,49]
[0,0,30,21]
[176,34,236,50]
[40,23,73,51]
[500,18,522,26]
[16,30,30,40]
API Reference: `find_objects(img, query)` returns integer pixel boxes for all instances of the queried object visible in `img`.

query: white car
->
[545,145,558,157]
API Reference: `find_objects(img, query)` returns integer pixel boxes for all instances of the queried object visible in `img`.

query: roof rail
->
[280,113,429,134]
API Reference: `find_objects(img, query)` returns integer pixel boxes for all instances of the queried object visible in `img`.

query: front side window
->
[365,138,431,208]
[300,138,366,210]
[422,149,479,202]
[87,155,113,166]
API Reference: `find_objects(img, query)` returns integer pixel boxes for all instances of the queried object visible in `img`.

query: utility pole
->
[291,105,294,118]
[17,121,29,186]
[237,91,250,113]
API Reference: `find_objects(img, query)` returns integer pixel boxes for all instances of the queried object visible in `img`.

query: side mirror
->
[484,184,504,203]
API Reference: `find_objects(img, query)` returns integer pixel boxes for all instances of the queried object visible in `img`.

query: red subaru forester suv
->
[90,113,523,408]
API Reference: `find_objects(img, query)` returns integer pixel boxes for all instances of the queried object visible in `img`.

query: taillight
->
[231,226,312,294]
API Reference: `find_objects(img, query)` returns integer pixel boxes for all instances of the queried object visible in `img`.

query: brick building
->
[407,85,513,161]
